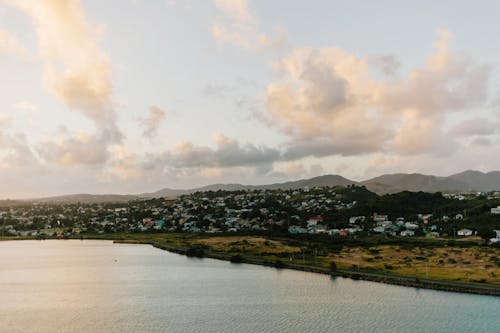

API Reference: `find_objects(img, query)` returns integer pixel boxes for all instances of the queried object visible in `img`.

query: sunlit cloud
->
[212,0,287,53]
[0,28,23,57]
[6,0,122,166]
[265,29,492,158]
[14,101,38,112]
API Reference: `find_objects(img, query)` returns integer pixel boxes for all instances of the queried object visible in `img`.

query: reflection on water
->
[0,240,499,332]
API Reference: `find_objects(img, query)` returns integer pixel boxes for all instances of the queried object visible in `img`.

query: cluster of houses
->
[0,187,499,242]
[0,188,357,236]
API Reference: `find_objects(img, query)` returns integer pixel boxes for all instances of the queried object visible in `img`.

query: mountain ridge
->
[22,170,500,203]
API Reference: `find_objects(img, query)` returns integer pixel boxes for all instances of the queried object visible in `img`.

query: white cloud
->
[212,0,287,53]
[14,101,38,112]
[0,28,23,57]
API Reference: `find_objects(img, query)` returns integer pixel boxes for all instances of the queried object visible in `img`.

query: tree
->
[329,261,337,273]
[477,227,495,241]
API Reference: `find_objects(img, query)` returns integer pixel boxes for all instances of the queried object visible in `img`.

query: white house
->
[373,213,388,222]
[457,228,473,237]
[400,230,415,237]
[404,222,419,230]
[328,229,340,236]
[491,206,500,215]
[349,216,365,224]
[490,230,500,243]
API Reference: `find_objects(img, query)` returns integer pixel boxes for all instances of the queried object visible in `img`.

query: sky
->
[0,0,499,198]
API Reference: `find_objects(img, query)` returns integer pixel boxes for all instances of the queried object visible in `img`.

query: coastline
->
[2,236,498,296]
[113,238,500,297]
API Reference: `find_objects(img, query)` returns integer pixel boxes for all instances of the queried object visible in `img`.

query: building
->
[457,228,473,237]
[491,206,500,215]
[373,213,388,223]
[400,230,415,237]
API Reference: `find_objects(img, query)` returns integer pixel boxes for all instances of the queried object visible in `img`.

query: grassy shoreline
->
[2,233,499,296]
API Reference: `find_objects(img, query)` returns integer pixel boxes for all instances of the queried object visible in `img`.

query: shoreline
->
[113,238,500,297]
[2,236,499,296]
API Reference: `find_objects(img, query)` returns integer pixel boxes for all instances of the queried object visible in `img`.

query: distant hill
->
[448,170,500,191]
[361,173,469,194]
[140,175,358,198]
[22,170,500,203]
[32,194,139,204]
[257,175,358,190]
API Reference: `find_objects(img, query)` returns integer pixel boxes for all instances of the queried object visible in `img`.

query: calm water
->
[0,240,498,332]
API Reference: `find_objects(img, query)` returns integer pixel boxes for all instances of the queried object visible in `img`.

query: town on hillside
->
[1,186,500,244]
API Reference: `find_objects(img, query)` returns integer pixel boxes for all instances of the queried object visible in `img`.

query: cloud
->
[14,101,38,112]
[266,29,492,158]
[6,0,122,164]
[165,132,280,169]
[370,54,400,77]
[471,137,492,146]
[449,117,497,137]
[99,145,141,181]
[0,132,40,171]
[37,130,109,165]
[0,113,11,127]
[0,28,23,57]
[139,105,167,138]
[212,0,287,53]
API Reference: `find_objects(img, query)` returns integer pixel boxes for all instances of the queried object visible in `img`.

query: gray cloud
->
[449,117,497,137]
[139,106,167,138]
[165,133,280,169]
[370,54,401,76]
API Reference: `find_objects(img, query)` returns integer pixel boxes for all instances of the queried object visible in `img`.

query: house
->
[349,216,365,224]
[491,206,500,215]
[373,213,388,223]
[338,229,348,237]
[328,229,340,236]
[288,226,307,234]
[307,216,323,227]
[457,228,473,237]
[489,230,500,243]
[417,214,432,223]
[404,222,419,230]
[377,220,393,228]
[400,230,415,237]
[313,224,328,234]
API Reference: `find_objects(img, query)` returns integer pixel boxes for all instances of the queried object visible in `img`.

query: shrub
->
[230,255,244,263]
[329,261,337,272]
[185,246,205,258]
[274,260,286,269]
